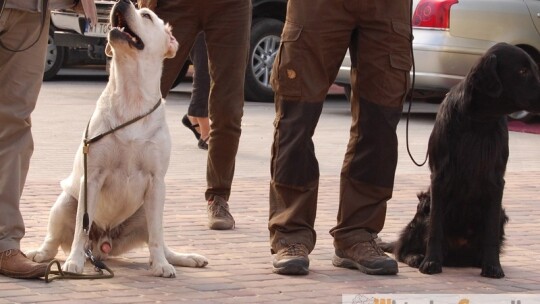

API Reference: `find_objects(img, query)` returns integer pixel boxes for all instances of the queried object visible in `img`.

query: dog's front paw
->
[62,255,86,274]
[481,264,505,278]
[403,254,425,268]
[419,259,442,275]
[25,249,56,263]
[150,261,176,278]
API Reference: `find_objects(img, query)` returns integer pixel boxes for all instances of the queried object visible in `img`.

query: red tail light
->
[413,0,459,29]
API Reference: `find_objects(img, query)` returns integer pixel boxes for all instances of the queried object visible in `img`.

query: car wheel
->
[245,18,283,102]
[43,25,65,81]
[508,110,535,123]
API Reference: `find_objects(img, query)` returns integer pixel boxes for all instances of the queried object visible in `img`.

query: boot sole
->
[272,259,309,275]
[0,266,47,279]
[208,220,235,230]
[332,255,398,275]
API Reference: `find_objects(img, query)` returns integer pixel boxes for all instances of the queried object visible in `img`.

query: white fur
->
[26,2,207,278]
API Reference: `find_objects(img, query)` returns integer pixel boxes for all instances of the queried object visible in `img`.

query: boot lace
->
[366,240,386,256]
[284,243,308,257]
[1,249,22,258]
[210,198,232,218]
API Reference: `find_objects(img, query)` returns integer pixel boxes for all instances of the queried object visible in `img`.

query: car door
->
[525,0,540,35]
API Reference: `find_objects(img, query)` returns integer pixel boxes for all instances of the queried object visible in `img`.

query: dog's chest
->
[97,127,168,171]
[454,129,508,177]
[88,122,170,227]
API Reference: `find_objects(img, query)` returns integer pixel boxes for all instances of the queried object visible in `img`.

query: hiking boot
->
[333,239,398,275]
[0,249,47,279]
[272,243,310,275]
[207,196,235,230]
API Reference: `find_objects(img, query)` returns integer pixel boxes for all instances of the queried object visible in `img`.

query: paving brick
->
[2,80,539,302]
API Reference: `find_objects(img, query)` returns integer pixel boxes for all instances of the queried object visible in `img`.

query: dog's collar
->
[81,98,162,233]
[83,98,162,146]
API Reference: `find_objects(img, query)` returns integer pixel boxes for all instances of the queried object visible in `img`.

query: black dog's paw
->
[419,259,442,275]
[481,265,505,278]
[403,254,425,268]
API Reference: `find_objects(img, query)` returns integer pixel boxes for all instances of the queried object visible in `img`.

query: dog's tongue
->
[101,242,112,254]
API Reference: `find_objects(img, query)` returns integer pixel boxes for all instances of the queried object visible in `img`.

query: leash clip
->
[83,142,90,154]
[85,248,107,270]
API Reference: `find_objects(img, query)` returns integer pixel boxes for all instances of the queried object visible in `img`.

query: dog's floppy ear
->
[471,53,502,98]
[164,24,179,59]
[105,42,113,57]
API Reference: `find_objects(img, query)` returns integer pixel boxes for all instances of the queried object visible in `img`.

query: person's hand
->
[137,0,157,10]
[73,0,98,26]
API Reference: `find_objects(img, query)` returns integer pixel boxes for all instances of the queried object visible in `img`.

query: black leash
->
[405,0,429,167]
[0,0,49,52]
[44,249,114,282]
[82,98,162,233]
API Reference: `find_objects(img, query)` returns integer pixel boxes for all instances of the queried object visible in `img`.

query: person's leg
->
[0,8,50,279]
[186,32,210,149]
[268,0,352,274]
[154,0,200,98]
[329,0,412,275]
[201,0,251,229]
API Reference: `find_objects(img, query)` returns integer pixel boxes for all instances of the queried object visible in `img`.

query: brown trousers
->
[269,0,412,253]
[155,0,251,201]
[0,9,50,252]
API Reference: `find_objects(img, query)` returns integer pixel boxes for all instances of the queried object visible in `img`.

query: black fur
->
[382,43,540,278]
[382,191,508,270]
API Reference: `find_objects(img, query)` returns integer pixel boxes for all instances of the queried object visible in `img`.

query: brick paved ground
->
[1,78,540,303]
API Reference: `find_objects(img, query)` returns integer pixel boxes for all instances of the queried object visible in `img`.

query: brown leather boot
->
[0,249,47,279]
[333,240,398,275]
[272,243,310,275]
[207,196,235,230]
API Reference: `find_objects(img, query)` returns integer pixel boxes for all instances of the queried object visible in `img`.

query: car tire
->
[245,18,284,102]
[43,25,65,81]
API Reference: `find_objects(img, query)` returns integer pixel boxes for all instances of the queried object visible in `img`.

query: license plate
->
[85,22,111,37]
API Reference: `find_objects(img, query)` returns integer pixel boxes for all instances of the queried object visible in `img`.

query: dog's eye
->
[519,67,530,77]
[141,12,152,20]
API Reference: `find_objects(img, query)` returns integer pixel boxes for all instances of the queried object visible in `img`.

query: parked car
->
[44,22,106,80]
[45,0,287,102]
[45,1,189,82]
[335,0,540,121]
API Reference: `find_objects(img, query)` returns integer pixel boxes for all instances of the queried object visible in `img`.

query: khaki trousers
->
[269,0,412,253]
[0,8,50,252]
[155,0,251,202]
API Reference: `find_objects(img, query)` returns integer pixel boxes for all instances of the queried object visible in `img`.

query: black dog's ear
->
[471,53,502,98]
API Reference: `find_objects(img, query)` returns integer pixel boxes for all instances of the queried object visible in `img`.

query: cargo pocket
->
[383,51,412,106]
[391,19,412,45]
[271,21,303,99]
[382,20,412,105]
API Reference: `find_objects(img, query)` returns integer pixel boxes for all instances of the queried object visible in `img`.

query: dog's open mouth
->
[110,9,144,50]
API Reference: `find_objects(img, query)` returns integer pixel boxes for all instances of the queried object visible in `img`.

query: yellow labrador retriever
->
[27,0,207,278]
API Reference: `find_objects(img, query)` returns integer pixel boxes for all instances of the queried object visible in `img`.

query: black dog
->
[382,43,540,278]
[381,191,508,273]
